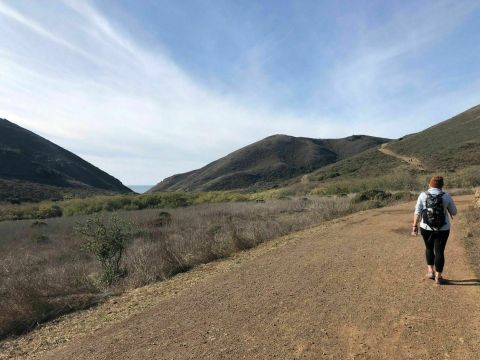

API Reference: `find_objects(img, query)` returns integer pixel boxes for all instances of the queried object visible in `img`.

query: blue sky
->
[1,0,479,184]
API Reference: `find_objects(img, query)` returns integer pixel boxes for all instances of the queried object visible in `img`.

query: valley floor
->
[2,196,479,359]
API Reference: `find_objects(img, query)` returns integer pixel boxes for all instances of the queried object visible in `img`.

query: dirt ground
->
[2,195,479,359]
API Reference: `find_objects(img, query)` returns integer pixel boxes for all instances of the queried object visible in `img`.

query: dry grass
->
[462,205,480,279]
[0,216,102,338]
[0,195,397,339]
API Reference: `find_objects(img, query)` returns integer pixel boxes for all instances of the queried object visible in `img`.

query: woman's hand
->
[412,213,421,237]
[411,225,418,236]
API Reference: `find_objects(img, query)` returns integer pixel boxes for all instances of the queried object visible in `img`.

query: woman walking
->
[412,176,457,285]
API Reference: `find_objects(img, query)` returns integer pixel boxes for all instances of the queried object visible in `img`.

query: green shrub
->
[76,215,133,286]
[30,220,48,228]
[392,191,416,201]
[36,204,62,219]
[352,190,392,203]
[151,211,172,227]
[32,234,49,244]
[207,225,222,237]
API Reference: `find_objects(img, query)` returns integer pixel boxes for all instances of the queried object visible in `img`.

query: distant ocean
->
[128,185,153,193]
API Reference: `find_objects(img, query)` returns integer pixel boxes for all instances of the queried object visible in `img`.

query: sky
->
[1,0,480,185]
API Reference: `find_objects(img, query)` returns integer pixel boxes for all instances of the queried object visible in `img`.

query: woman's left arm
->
[447,194,458,217]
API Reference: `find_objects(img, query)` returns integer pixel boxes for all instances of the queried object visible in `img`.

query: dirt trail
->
[378,143,425,171]
[2,196,480,359]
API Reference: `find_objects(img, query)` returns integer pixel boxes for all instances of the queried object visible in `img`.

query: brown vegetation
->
[3,195,478,360]
[0,194,401,339]
[462,197,480,278]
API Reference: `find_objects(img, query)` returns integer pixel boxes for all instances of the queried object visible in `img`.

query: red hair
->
[429,176,444,189]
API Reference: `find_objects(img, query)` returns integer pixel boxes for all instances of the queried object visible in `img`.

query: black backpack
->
[422,192,446,231]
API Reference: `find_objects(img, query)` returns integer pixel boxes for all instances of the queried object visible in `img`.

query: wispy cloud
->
[318,1,480,131]
[0,0,334,183]
[0,1,101,64]
[0,0,479,184]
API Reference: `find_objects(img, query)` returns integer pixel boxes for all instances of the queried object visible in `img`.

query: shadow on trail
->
[445,279,480,286]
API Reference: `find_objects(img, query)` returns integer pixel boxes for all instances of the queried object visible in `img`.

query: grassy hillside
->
[277,104,480,195]
[388,105,480,170]
[308,148,404,181]
[0,119,131,202]
[150,134,389,192]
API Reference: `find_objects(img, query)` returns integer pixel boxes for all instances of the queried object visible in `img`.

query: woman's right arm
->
[412,193,423,236]
[412,213,421,236]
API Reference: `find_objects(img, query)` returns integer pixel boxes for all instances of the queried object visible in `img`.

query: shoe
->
[426,271,435,280]
[435,276,446,285]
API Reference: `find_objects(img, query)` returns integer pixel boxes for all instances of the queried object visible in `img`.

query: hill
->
[149,135,389,192]
[296,104,480,194]
[388,104,480,170]
[0,118,131,202]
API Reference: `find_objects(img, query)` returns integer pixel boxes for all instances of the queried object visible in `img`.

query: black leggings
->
[420,228,450,273]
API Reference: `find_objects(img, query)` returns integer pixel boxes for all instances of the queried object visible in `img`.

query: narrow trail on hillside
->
[2,196,479,359]
[378,143,426,171]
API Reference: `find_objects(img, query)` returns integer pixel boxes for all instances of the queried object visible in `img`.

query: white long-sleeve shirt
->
[414,188,457,231]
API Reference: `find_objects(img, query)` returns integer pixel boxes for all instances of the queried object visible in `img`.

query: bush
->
[125,236,191,287]
[0,252,98,339]
[151,211,172,227]
[231,226,256,251]
[352,190,392,203]
[30,220,48,228]
[76,215,133,286]
[32,234,49,244]
[392,191,416,201]
[36,204,63,219]
[463,206,480,278]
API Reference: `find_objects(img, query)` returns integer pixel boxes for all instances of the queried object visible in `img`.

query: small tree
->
[76,214,133,286]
